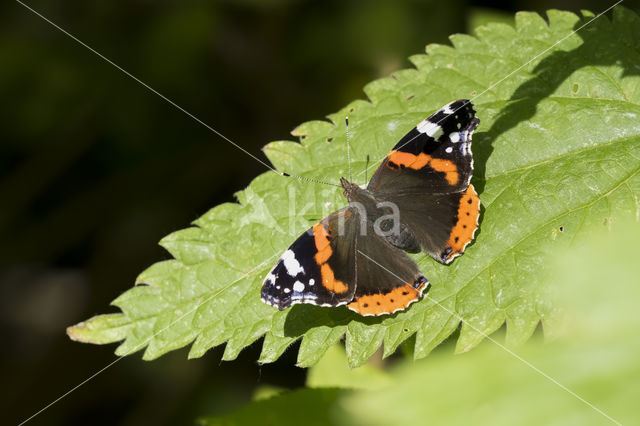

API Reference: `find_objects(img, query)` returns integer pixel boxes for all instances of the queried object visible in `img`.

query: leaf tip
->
[66,320,97,344]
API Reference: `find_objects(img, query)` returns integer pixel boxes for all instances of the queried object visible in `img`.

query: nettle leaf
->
[68,7,640,367]
[336,221,640,426]
[202,222,640,425]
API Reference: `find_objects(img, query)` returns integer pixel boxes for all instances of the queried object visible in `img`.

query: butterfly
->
[261,100,480,316]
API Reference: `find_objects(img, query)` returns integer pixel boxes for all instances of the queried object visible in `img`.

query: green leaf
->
[68,7,640,367]
[335,220,640,426]
[199,220,640,425]
[306,344,391,390]
[197,388,341,426]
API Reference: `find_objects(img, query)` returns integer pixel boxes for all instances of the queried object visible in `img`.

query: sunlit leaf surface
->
[68,7,640,368]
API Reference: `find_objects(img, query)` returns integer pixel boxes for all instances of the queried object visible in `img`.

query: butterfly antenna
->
[279,171,341,188]
[346,117,353,182]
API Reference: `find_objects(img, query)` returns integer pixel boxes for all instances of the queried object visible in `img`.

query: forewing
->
[261,208,357,310]
[368,99,478,195]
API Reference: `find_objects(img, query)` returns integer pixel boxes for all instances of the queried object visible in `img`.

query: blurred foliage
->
[199,388,342,426]
[306,344,391,390]
[468,8,514,32]
[3,1,638,425]
[201,219,640,425]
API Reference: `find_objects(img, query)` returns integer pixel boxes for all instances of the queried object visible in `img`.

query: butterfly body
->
[262,100,480,316]
[340,177,421,253]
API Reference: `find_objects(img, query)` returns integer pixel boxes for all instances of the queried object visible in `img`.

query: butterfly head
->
[340,177,363,202]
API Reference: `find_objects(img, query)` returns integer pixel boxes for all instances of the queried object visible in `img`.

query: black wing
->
[262,207,432,316]
[261,208,357,310]
[368,99,478,196]
[384,185,480,264]
[367,100,480,264]
[347,220,430,316]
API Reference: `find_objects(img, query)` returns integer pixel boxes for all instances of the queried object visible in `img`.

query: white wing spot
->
[449,132,461,143]
[445,147,453,153]
[417,120,441,137]
[284,287,291,293]
[282,250,305,276]
[443,105,454,114]
[309,279,315,286]
[293,281,305,293]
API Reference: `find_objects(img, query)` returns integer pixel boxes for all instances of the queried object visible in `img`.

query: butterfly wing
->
[348,220,430,316]
[368,99,478,195]
[261,208,357,310]
[368,100,480,264]
[262,99,479,314]
[261,206,431,315]
[382,185,480,263]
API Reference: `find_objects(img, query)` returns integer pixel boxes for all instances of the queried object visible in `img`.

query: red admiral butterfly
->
[261,100,480,316]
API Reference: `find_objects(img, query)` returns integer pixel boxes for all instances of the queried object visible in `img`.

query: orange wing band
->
[443,184,480,261]
[347,280,429,316]
[313,223,333,264]
[320,263,349,293]
[387,150,459,185]
[312,222,349,294]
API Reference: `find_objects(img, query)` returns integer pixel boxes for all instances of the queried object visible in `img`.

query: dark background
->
[1,1,633,425]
